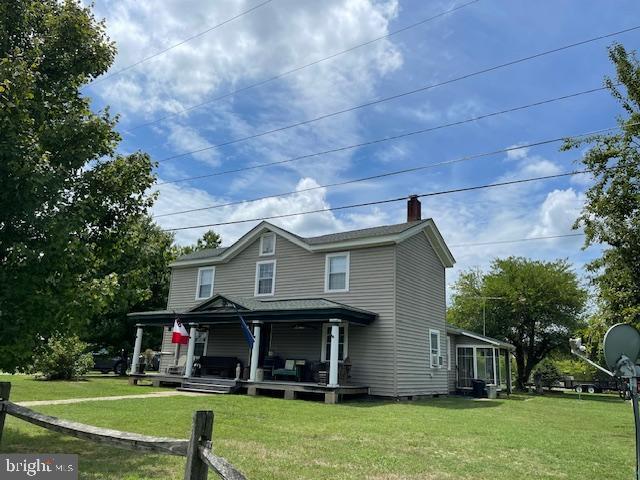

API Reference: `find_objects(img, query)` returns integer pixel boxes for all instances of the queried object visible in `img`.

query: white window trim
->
[320,323,349,362]
[194,329,209,358]
[259,232,276,256]
[429,328,442,368]
[254,260,276,297]
[447,336,452,371]
[324,252,350,293]
[195,266,215,300]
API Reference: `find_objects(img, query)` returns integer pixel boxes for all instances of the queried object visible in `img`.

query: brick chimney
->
[407,195,421,222]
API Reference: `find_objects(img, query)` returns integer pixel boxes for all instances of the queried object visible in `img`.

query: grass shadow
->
[538,390,625,404]
[2,426,183,480]
[342,395,505,409]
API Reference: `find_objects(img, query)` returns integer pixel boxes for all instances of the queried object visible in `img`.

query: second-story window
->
[325,252,350,293]
[196,267,215,300]
[259,232,275,256]
[255,260,276,296]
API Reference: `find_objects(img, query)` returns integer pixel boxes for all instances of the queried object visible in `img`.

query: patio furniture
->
[166,356,187,375]
[198,356,242,378]
[262,355,284,380]
[273,359,305,381]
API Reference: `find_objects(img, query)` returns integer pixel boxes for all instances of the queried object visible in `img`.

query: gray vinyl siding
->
[167,234,397,396]
[206,325,251,365]
[395,233,448,396]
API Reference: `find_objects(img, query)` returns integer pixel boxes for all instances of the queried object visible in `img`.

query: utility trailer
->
[563,377,623,394]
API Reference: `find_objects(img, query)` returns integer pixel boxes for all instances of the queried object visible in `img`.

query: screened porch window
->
[457,346,508,388]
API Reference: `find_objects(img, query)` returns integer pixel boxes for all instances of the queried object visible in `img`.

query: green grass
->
[0,374,161,402]
[1,382,635,480]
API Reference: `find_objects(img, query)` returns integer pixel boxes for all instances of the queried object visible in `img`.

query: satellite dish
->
[603,323,640,371]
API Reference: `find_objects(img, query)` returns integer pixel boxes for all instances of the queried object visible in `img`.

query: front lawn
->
[0,381,634,480]
[0,374,161,402]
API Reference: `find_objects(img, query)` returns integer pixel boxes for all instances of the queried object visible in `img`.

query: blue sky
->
[85,0,640,293]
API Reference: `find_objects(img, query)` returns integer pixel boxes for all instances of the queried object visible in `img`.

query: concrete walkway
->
[17,390,206,407]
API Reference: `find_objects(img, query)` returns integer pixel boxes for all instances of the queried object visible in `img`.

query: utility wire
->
[155,25,639,163]
[161,167,610,231]
[87,0,275,86]
[124,0,480,132]
[449,233,585,248]
[153,122,630,218]
[156,85,611,182]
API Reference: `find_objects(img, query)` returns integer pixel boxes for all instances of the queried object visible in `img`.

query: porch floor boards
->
[128,373,368,403]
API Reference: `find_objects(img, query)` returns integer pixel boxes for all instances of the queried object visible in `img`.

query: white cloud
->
[91,0,403,178]
[505,144,530,160]
[152,176,389,246]
[530,188,585,237]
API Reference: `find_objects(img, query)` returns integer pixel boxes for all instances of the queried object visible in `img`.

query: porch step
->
[177,387,233,394]
[178,380,239,394]
[186,377,238,386]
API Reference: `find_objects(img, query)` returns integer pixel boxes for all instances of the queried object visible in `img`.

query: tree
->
[0,1,162,371]
[179,229,222,256]
[533,359,563,391]
[448,257,587,390]
[562,43,640,327]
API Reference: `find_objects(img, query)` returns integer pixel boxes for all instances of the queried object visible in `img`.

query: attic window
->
[259,233,276,256]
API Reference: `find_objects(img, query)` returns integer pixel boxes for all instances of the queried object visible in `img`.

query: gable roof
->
[171,219,455,268]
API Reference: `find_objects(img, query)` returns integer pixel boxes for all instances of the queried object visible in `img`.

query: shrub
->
[31,333,94,380]
[533,359,564,390]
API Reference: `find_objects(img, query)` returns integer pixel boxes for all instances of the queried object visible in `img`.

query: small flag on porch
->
[232,304,255,349]
[171,319,190,345]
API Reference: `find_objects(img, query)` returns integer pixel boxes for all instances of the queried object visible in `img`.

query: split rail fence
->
[0,382,246,480]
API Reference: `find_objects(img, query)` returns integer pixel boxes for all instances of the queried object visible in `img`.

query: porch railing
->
[0,382,246,480]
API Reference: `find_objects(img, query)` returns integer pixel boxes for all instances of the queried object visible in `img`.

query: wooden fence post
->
[0,382,11,445]
[184,410,213,480]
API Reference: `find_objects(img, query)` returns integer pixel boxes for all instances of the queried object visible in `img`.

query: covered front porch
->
[127,294,377,403]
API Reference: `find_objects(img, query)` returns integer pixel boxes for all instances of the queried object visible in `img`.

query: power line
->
[124,0,480,132]
[153,123,628,218]
[160,167,607,232]
[87,0,275,87]
[449,233,585,248]
[156,85,611,183]
[155,25,639,163]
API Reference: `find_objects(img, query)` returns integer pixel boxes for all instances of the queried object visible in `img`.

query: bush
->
[31,333,94,380]
[533,359,564,390]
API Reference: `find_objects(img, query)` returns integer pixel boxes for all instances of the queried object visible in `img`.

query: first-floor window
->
[193,329,208,357]
[255,260,276,296]
[321,324,348,362]
[429,329,442,368]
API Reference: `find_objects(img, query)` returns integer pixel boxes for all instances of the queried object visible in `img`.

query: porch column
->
[249,322,262,382]
[184,326,197,378]
[131,326,143,374]
[328,319,341,387]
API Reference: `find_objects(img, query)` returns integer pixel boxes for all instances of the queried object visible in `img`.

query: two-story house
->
[128,196,513,403]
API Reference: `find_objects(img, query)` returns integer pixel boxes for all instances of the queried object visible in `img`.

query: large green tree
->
[0,0,163,371]
[448,257,587,390]
[563,43,640,328]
